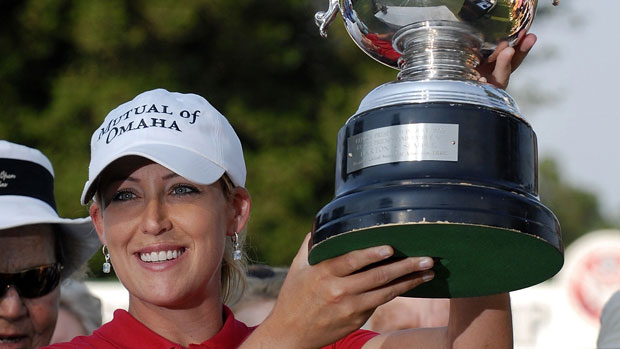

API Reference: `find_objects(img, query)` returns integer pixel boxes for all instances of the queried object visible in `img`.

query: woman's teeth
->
[140,249,184,262]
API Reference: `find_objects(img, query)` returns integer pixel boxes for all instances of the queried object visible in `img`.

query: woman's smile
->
[134,244,188,272]
[133,246,187,272]
[138,247,186,263]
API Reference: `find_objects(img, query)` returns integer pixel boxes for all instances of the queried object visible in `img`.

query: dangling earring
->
[102,245,111,274]
[231,232,241,261]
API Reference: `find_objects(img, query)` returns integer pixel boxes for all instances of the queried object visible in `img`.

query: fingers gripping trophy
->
[310,0,563,298]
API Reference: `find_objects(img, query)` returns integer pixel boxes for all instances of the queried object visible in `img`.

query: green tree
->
[538,158,612,247]
[0,0,396,277]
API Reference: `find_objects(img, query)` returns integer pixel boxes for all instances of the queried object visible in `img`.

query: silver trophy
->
[310,0,563,297]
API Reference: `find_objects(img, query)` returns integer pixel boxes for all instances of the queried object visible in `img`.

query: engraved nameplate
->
[347,123,459,173]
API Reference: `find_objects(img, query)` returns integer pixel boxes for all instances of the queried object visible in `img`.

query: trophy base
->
[310,101,563,298]
[308,183,563,298]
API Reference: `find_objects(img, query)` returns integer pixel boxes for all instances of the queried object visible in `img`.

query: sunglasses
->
[1,263,63,299]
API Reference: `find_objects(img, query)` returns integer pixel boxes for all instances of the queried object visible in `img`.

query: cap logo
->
[0,159,56,210]
[0,170,16,188]
[97,103,202,145]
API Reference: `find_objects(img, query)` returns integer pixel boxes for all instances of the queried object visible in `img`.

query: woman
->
[48,34,532,348]
[0,141,100,349]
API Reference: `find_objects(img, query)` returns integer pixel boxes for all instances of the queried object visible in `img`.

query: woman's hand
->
[477,32,537,89]
[243,233,435,349]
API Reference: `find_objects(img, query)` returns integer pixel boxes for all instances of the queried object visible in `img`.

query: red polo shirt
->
[46,306,378,348]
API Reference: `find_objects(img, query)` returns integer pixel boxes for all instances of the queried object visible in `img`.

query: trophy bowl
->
[316,0,538,68]
[310,0,564,298]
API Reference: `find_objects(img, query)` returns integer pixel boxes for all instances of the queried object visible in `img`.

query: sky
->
[508,0,620,217]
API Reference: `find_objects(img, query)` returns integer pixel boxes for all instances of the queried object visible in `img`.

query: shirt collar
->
[96,305,253,348]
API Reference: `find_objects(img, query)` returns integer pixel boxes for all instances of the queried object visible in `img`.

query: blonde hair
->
[219,174,247,305]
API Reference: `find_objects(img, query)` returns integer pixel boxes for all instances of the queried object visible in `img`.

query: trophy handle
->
[315,0,340,38]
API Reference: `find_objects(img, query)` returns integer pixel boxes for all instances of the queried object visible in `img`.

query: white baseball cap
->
[81,88,246,204]
[0,140,101,279]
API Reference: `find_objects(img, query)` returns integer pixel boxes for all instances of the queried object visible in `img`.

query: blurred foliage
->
[0,0,612,279]
[538,158,612,248]
[0,0,395,278]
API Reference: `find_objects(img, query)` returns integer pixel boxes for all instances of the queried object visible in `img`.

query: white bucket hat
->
[0,141,101,279]
[81,88,246,204]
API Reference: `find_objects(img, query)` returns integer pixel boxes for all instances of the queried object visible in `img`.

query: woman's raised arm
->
[241,233,435,349]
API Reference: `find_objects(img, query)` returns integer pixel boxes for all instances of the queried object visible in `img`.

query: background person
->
[598,289,620,348]
[0,141,100,349]
[228,265,288,327]
[49,280,102,344]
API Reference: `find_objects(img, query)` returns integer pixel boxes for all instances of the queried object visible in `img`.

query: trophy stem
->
[394,21,483,82]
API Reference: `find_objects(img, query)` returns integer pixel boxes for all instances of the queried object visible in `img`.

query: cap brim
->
[56,216,101,280]
[81,143,226,204]
[0,196,101,279]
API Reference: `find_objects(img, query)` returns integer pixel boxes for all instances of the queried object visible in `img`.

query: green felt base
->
[308,223,564,298]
